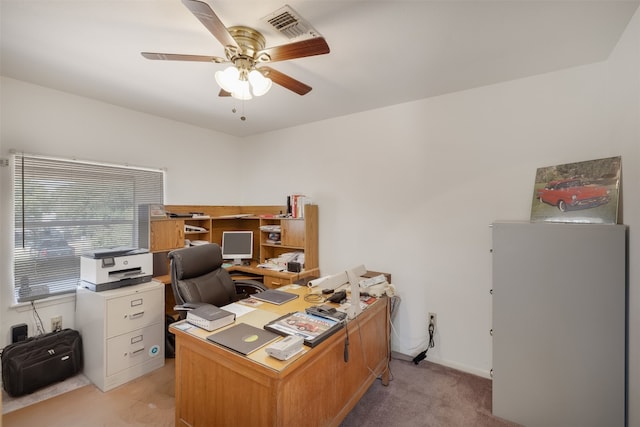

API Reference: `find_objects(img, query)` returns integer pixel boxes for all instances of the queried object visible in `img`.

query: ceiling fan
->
[141,0,330,100]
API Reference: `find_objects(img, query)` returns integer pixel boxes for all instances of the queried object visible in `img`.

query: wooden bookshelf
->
[140,204,319,290]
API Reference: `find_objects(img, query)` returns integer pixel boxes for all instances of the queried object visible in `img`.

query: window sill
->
[10,293,76,312]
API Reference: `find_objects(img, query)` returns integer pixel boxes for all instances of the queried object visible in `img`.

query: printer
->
[80,246,153,292]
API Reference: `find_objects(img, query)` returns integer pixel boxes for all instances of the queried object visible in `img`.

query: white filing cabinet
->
[75,280,165,392]
[492,222,626,426]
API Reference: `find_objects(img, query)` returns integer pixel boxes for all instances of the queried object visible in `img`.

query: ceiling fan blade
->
[181,0,238,49]
[260,66,312,95]
[219,89,231,97]
[141,52,227,63]
[258,37,330,63]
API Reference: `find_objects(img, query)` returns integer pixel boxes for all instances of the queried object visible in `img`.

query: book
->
[186,304,235,331]
[251,289,298,305]
[287,194,312,218]
[264,311,344,347]
[207,323,279,355]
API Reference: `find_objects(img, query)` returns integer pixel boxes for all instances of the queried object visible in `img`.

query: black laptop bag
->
[1,328,83,397]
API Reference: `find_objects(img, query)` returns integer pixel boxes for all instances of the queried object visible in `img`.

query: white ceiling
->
[1,1,638,137]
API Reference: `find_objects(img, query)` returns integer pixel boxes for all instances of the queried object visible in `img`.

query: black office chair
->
[168,243,267,319]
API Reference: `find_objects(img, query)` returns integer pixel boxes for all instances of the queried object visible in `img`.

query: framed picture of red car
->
[530,156,621,224]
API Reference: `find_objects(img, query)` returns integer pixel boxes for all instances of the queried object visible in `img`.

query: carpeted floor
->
[1,372,90,414]
[2,357,521,426]
[340,358,520,427]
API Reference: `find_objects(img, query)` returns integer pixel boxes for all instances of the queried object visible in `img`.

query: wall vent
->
[262,5,319,40]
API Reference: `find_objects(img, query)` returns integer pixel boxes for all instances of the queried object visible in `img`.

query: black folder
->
[207,323,279,355]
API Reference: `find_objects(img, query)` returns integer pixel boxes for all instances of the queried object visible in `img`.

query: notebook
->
[251,289,299,305]
[207,323,279,355]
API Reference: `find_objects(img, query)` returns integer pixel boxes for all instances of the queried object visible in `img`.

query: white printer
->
[80,246,153,292]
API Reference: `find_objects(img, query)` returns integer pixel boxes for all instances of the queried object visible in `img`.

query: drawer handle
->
[130,347,145,356]
[128,311,145,319]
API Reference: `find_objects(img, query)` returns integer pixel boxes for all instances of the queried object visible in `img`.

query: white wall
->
[244,62,615,371]
[1,5,638,423]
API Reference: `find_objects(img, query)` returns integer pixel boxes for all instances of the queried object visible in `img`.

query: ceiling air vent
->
[262,5,320,40]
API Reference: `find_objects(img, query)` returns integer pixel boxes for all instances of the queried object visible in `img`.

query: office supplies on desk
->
[264,312,343,347]
[221,302,256,318]
[360,274,387,288]
[257,263,286,271]
[207,323,279,355]
[265,335,304,360]
[251,289,299,305]
[306,305,347,322]
[327,290,347,303]
[186,304,235,331]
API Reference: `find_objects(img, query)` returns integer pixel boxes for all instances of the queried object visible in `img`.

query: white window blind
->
[13,154,164,302]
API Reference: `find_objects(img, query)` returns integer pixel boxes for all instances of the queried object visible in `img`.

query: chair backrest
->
[168,243,238,308]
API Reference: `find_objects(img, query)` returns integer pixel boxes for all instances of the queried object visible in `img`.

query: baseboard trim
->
[392,351,491,379]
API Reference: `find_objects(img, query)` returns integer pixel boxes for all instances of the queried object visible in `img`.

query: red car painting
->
[537,178,611,212]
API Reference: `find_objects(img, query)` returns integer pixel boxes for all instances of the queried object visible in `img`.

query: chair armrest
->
[234,280,268,299]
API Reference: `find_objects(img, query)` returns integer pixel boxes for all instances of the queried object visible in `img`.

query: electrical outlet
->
[51,315,62,332]
[428,312,437,329]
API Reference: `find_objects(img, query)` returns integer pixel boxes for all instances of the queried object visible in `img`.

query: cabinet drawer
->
[106,324,164,377]
[106,288,163,338]
[263,276,290,287]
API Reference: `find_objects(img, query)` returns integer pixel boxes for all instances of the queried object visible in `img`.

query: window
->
[13,154,164,302]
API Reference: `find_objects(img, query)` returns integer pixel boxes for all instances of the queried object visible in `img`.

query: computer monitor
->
[221,231,253,265]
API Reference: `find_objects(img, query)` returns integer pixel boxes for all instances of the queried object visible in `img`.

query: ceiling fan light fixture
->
[143,1,330,101]
[215,66,240,93]
[232,80,253,100]
[248,69,272,96]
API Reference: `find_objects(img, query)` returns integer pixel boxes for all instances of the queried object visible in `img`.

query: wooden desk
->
[227,262,320,287]
[170,286,390,427]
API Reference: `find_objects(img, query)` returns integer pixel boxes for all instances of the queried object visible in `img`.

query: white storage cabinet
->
[491,221,626,426]
[76,280,165,391]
